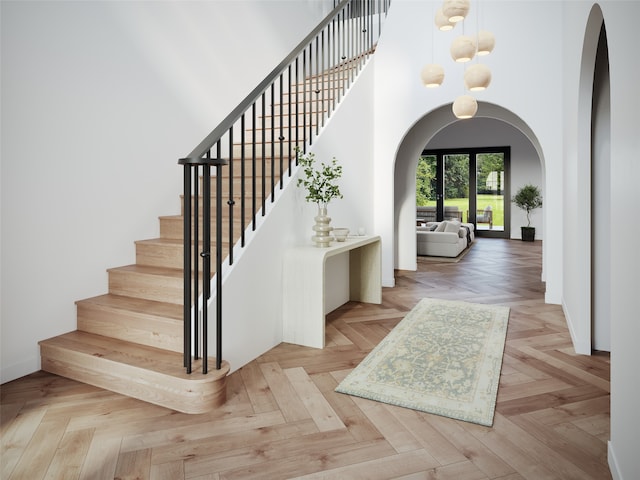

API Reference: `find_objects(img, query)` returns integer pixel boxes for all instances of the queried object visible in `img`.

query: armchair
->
[475,206,493,229]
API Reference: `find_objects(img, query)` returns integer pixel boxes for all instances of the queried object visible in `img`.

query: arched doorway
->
[582,8,611,353]
[393,103,546,273]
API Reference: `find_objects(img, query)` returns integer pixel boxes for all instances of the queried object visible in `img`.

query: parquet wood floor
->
[1,238,611,479]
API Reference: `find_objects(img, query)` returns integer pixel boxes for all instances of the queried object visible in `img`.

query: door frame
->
[421,146,511,238]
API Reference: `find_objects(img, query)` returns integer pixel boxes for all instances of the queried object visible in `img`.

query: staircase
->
[39,0,389,414]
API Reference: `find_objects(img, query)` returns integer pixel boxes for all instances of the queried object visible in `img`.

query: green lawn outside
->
[423,195,504,226]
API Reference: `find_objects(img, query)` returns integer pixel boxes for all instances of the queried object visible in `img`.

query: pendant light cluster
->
[421,0,496,119]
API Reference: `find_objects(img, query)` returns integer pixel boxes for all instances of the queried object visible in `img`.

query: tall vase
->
[312,205,332,247]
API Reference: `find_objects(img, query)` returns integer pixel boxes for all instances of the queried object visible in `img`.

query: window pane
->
[444,154,469,222]
[476,153,504,231]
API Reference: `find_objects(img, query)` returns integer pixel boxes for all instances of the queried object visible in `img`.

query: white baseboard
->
[561,298,591,355]
[608,441,622,480]
[1,355,40,384]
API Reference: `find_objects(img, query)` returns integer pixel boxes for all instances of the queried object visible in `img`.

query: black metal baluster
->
[279,72,285,187]
[193,162,199,361]
[215,155,225,371]
[287,65,292,174]
[270,83,275,201]
[252,102,257,229]
[182,163,192,373]
[202,152,211,374]
[304,42,313,146]
[227,129,234,266]
[261,92,266,215]
[302,48,307,153]
[241,114,246,247]
[315,36,319,137]
[321,29,326,129]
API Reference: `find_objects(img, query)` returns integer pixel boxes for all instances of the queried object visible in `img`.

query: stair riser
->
[160,216,249,241]
[263,99,335,116]
[77,303,183,353]
[40,343,228,414]
[258,113,320,129]
[246,126,311,143]
[231,141,306,159]
[108,270,185,304]
[136,242,231,269]
[180,195,274,217]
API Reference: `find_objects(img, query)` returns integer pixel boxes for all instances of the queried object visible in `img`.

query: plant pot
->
[521,226,535,242]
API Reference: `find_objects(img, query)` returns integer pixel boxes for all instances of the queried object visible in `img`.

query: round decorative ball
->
[443,0,470,23]
[464,64,492,91]
[421,64,445,88]
[450,35,476,63]
[435,8,455,31]
[452,95,478,119]
[477,30,496,56]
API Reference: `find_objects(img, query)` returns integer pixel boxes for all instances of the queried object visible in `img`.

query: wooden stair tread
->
[76,293,182,321]
[135,237,232,247]
[107,264,183,278]
[39,331,225,380]
[160,214,246,223]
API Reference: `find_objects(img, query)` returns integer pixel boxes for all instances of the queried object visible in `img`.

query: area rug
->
[335,298,509,426]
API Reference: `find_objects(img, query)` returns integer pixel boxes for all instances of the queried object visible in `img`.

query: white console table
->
[282,235,382,348]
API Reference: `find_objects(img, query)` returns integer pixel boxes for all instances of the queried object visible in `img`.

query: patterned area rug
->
[335,298,510,426]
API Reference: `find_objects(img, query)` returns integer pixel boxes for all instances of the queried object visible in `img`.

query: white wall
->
[213,61,377,372]
[560,2,640,479]
[373,1,564,300]
[0,0,327,383]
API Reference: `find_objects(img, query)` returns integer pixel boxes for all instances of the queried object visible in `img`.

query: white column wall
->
[0,0,327,383]
[560,2,640,479]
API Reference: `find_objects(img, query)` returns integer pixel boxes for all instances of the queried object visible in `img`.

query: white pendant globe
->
[453,95,478,119]
[464,64,492,91]
[443,0,470,23]
[421,64,445,88]
[435,8,455,31]
[477,30,496,56]
[450,35,476,62]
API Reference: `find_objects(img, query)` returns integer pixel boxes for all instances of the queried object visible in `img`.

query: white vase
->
[312,206,332,247]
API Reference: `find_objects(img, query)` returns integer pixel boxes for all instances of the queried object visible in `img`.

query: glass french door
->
[475,152,506,233]
[417,147,510,237]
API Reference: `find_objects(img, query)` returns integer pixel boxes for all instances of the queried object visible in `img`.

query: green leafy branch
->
[512,184,543,227]
[295,147,343,208]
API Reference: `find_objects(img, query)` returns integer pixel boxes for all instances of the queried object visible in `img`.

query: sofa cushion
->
[435,221,447,232]
[444,221,461,233]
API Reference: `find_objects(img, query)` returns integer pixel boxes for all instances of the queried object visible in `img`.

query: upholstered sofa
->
[416,221,474,257]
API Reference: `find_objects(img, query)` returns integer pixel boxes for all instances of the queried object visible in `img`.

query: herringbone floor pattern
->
[1,238,611,479]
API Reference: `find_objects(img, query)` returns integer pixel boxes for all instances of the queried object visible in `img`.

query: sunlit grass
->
[423,195,504,226]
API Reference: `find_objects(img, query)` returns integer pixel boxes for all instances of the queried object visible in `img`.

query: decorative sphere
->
[435,8,455,31]
[464,64,492,91]
[450,35,476,63]
[443,0,470,23]
[421,64,445,88]
[477,30,496,56]
[452,95,478,119]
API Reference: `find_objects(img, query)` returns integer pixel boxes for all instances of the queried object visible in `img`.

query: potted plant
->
[295,147,343,246]
[512,184,542,241]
